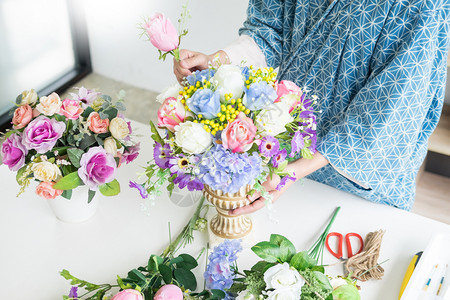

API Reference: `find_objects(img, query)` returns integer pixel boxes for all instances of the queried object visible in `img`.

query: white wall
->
[83,0,249,92]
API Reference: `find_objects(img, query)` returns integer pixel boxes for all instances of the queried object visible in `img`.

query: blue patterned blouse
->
[240,0,450,210]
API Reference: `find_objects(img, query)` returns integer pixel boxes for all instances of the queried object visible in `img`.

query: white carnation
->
[212,64,244,99]
[256,102,293,137]
[264,263,304,298]
[174,121,212,154]
[156,82,183,103]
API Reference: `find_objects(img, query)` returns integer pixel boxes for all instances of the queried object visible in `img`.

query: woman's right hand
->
[173,49,211,83]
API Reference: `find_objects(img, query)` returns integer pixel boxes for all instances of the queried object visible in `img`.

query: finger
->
[174,61,191,81]
[247,191,261,202]
[180,53,207,71]
[229,198,266,216]
[179,49,194,60]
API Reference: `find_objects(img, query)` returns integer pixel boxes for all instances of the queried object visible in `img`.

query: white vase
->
[47,186,99,223]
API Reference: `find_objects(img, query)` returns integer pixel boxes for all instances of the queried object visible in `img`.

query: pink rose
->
[36,182,63,200]
[88,112,109,134]
[154,285,183,300]
[111,289,144,300]
[144,13,179,52]
[221,112,257,153]
[275,80,303,112]
[12,104,33,129]
[157,97,190,132]
[60,99,83,120]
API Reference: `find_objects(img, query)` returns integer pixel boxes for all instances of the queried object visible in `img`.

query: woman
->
[173,0,450,215]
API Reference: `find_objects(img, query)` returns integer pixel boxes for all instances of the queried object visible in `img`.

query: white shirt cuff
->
[222,35,267,67]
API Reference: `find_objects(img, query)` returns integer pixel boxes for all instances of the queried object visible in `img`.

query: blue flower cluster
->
[186,69,215,86]
[204,239,242,292]
[199,143,262,194]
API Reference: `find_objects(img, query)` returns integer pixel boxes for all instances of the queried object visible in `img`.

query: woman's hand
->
[229,173,296,216]
[173,49,229,83]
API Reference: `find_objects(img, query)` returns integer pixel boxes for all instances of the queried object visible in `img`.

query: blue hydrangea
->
[199,143,262,193]
[186,69,215,86]
[243,81,277,111]
[204,239,242,291]
[186,88,221,119]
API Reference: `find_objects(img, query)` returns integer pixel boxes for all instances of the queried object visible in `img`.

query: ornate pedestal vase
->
[47,186,99,223]
[203,184,252,239]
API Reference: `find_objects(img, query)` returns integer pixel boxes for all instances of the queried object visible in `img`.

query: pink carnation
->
[221,112,257,153]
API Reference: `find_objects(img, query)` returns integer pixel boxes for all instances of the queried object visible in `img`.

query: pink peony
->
[221,112,257,153]
[36,181,63,200]
[60,99,83,120]
[12,104,33,129]
[275,80,303,112]
[1,133,28,171]
[111,289,144,300]
[157,97,190,132]
[88,112,109,134]
[144,13,179,52]
[78,146,117,190]
[154,285,183,300]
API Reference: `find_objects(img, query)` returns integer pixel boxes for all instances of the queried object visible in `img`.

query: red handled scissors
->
[325,232,364,273]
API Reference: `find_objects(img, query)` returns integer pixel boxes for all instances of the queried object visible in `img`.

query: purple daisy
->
[276,175,296,191]
[272,148,287,168]
[129,181,148,199]
[259,136,280,158]
[187,177,204,191]
[69,86,100,106]
[290,131,305,158]
[173,173,190,189]
[153,142,172,168]
[169,155,190,175]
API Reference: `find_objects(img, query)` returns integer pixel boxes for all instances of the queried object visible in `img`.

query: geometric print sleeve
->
[316,1,450,208]
[239,0,284,69]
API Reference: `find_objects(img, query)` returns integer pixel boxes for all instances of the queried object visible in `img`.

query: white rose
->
[264,263,304,296]
[103,137,118,156]
[31,161,62,182]
[174,121,212,154]
[109,117,129,140]
[266,288,299,300]
[21,89,38,105]
[36,92,62,116]
[256,102,293,137]
[156,82,183,103]
[236,290,256,300]
[212,64,244,99]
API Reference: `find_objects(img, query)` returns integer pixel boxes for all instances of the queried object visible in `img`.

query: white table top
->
[1,121,449,300]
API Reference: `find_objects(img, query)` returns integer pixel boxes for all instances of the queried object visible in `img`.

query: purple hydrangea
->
[276,175,296,191]
[199,143,262,194]
[153,142,172,168]
[243,81,277,111]
[272,148,287,168]
[204,239,242,291]
[21,116,66,153]
[122,142,140,164]
[78,146,117,190]
[129,181,148,199]
[1,133,28,171]
[259,136,280,158]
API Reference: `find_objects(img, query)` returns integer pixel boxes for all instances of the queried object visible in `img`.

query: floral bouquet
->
[132,64,318,206]
[1,87,140,202]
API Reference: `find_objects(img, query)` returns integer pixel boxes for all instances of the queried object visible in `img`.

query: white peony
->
[174,121,212,154]
[235,290,256,300]
[109,117,129,140]
[103,137,118,156]
[255,102,293,137]
[21,89,38,105]
[36,92,62,116]
[264,263,304,298]
[266,288,300,300]
[212,64,245,99]
[31,161,62,182]
[156,82,183,103]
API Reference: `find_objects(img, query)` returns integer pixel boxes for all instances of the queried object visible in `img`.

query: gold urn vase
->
[203,184,252,239]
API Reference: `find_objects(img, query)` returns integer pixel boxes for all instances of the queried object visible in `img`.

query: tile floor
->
[65,73,450,225]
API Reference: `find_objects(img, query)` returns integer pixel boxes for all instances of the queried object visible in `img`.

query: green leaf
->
[99,179,120,196]
[82,106,95,118]
[60,269,100,292]
[61,189,72,200]
[301,147,313,159]
[100,94,112,102]
[312,271,332,291]
[88,190,96,203]
[15,94,22,105]
[148,255,163,273]
[102,107,118,120]
[67,148,85,168]
[127,269,146,283]
[250,261,275,273]
[210,289,226,300]
[53,172,83,190]
[16,165,28,185]
[176,254,198,270]
[173,268,196,290]
[149,120,164,145]
[169,256,184,265]
[115,101,126,111]
[251,241,281,263]
[290,251,316,271]
[79,135,97,150]
[159,264,173,284]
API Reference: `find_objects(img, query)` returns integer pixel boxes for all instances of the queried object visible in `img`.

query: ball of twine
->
[346,230,385,281]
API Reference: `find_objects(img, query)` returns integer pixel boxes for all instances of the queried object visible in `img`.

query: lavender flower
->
[290,131,305,158]
[129,181,148,199]
[173,173,204,191]
[276,175,296,191]
[259,136,280,158]
[204,239,242,291]
[68,286,78,299]
[272,148,287,168]
[153,142,172,168]
[70,86,100,106]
